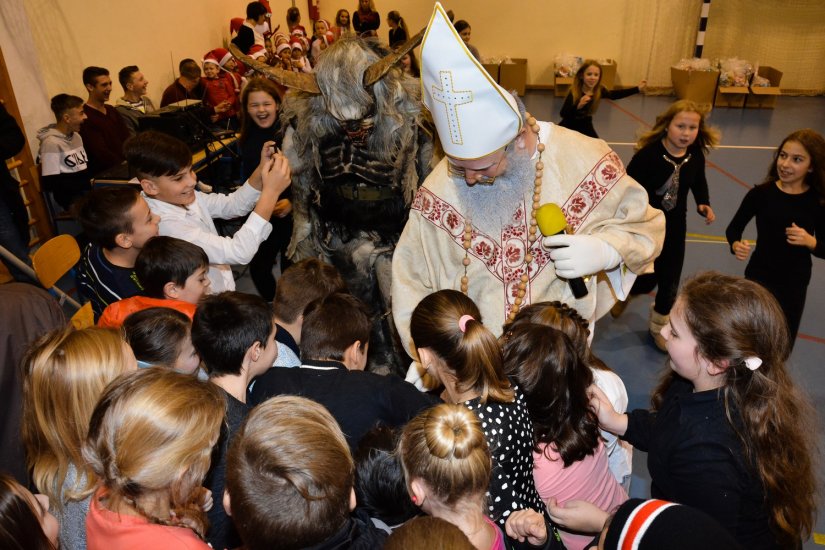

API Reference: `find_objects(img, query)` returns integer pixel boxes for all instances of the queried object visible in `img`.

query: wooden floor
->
[520,90,825,547]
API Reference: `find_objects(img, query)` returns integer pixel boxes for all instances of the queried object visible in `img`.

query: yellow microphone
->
[536,203,588,298]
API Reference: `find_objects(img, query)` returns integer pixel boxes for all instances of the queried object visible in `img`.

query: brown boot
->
[649,307,669,353]
[610,296,631,318]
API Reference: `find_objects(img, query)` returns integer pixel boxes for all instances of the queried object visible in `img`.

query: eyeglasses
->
[447,144,509,185]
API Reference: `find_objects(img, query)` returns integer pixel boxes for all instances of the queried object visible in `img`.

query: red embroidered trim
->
[561,151,625,232]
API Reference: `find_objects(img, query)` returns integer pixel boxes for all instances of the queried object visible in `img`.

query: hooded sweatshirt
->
[36,124,90,207]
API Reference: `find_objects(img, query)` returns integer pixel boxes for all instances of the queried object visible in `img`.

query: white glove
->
[542,234,621,278]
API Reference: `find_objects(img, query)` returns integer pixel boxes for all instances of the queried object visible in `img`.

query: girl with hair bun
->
[0,473,59,550]
[83,368,225,549]
[399,404,559,550]
[409,290,548,533]
[591,271,817,549]
[21,326,137,549]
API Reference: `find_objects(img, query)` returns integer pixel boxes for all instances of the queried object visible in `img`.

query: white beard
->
[452,146,535,239]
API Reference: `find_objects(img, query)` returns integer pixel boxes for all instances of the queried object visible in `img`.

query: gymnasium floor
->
[521,90,824,546]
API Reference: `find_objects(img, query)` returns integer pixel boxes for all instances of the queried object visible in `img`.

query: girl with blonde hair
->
[558,59,646,138]
[613,99,721,350]
[83,368,224,549]
[399,404,561,549]
[410,290,545,530]
[21,326,136,549]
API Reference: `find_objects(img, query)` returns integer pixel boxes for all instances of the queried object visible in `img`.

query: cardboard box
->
[499,58,527,95]
[482,62,500,84]
[671,67,720,110]
[715,86,748,108]
[554,76,573,97]
[746,66,782,109]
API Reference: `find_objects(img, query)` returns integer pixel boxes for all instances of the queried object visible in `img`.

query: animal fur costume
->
[229,33,432,375]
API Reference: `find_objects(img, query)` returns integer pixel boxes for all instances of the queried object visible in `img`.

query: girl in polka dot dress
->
[410,290,550,531]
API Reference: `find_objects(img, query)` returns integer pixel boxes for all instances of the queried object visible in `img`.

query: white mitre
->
[420,2,522,160]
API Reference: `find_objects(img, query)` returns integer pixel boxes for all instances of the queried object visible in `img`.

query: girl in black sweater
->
[613,100,719,351]
[238,78,291,301]
[726,129,825,342]
[558,59,646,138]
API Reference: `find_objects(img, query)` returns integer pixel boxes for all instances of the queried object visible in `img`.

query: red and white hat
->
[323,30,335,46]
[203,49,221,66]
[249,44,267,60]
[276,43,291,55]
[211,48,234,68]
[290,38,305,51]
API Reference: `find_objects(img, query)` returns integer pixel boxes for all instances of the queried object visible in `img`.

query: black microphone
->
[536,203,588,299]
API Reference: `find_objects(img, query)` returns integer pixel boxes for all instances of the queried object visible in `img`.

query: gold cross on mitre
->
[431,71,473,145]
[420,2,522,160]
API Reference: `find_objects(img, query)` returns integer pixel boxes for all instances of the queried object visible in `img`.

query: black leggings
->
[249,214,293,302]
[631,218,686,316]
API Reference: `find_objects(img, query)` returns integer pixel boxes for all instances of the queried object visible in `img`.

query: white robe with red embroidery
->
[392,121,664,354]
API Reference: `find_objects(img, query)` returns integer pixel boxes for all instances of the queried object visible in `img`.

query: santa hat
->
[211,48,234,68]
[603,499,741,550]
[202,50,221,66]
[273,32,289,46]
[323,30,335,46]
[290,28,306,38]
[276,43,291,55]
[249,44,267,60]
[290,38,305,51]
[420,2,521,160]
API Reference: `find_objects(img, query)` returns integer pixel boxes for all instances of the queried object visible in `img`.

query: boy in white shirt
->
[127,130,290,292]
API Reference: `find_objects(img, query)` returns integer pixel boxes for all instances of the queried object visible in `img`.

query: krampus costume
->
[230,32,432,375]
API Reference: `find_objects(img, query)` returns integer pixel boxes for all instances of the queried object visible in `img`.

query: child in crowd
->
[726,128,825,341]
[225,395,387,549]
[231,1,269,55]
[453,20,480,60]
[98,236,209,327]
[239,77,291,300]
[399,404,560,549]
[290,38,312,73]
[270,258,347,368]
[208,47,243,91]
[386,10,408,47]
[250,292,437,449]
[353,0,380,37]
[309,19,333,64]
[384,516,474,549]
[127,130,291,293]
[503,301,632,489]
[202,51,240,128]
[613,100,719,350]
[409,289,545,529]
[502,324,627,550]
[191,291,277,550]
[397,49,420,78]
[0,473,60,550]
[285,6,307,37]
[592,272,816,549]
[353,426,419,533]
[558,59,646,138]
[84,368,224,549]
[276,42,292,70]
[75,186,160,319]
[21,327,136,549]
[36,93,89,209]
[122,307,201,374]
[332,8,352,39]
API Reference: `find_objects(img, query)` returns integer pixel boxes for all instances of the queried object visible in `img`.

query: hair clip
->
[458,314,474,333]
[743,356,762,371]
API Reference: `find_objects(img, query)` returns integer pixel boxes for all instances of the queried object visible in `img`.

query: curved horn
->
[228,44,320,94]
[364,28,425,87]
